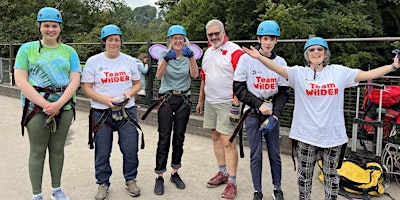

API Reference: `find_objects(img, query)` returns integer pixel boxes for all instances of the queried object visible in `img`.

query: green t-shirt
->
[14,41,81,109]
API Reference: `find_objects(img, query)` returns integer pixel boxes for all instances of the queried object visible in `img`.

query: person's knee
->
[223,139,237,151]
[210,129,221,141]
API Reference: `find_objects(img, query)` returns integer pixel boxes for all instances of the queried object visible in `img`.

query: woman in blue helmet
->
[81,24,142,200]
[233,20,290,200]
[243,37,400,199]
[153,24,198,195]
[14,7,81,200]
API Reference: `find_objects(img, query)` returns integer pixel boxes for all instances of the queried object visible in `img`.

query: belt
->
[34,86,68,93]
[167,89,190,96]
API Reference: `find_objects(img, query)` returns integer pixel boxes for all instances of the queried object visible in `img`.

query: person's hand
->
[182,46,194,58]
[229,104,240,124]
[43,101,62,117]
[259,115,278,135]
[242,46,262,60]
[196,103,204,115]
[164,50,177,62]
[259,103,272,115]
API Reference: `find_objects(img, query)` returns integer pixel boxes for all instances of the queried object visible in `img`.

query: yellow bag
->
[318,159,385,197]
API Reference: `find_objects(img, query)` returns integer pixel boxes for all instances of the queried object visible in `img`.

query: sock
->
[274,185,281,191]
[218,165,228,176]
[33,193,43,198]
[228,176,236,185]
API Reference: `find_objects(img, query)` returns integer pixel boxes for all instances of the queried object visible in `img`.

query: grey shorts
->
[203,100,236,135]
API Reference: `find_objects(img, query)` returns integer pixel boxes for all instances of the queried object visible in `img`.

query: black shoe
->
[273,190,284,200]
[170,172,186,189]
[154,176,164,195]
[253,191,263,200]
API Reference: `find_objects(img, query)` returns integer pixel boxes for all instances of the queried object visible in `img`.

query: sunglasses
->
[172,37,185,41]
[207,31,221,38]
[308,47,324,52]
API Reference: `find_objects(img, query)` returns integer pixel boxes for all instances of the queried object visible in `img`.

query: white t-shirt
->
[81,52,141,109]
[234,53,288,111]
[201,41,243,104]
[287,64,360,148]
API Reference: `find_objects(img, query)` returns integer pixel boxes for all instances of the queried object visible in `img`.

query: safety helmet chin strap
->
[37,22,62,53]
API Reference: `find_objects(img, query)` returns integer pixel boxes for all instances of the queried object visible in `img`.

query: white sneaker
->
[51,188,70,200]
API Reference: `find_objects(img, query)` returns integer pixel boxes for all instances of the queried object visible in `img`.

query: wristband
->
[231,104,240,107]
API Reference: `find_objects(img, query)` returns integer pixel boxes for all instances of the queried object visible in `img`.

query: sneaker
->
[170,173,186,189]
[273,190,284,200]
[253,191,263,200]
[51,188,70,200]
[95,184,109,200]
[221,182,237,199]
[154,176,164,195]
[33,194,43,200]
[206,171,228,188]
[126,179,140,197]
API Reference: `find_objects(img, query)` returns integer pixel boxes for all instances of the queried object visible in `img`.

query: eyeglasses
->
[172,37,185,41]
[207,31,221,38]
[308,47,324,52]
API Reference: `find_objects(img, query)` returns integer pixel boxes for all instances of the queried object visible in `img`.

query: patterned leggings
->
[297,141,341,200]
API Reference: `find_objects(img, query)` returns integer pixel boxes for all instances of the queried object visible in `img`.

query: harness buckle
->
[172,90,182,95]
[262,97,273,103]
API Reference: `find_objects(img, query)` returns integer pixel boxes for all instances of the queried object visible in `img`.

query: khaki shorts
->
[203,101,236,135]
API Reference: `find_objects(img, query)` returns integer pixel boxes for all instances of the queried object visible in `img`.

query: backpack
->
[368,86,400,108]
[361,85,400,139]
[318,159,385,199]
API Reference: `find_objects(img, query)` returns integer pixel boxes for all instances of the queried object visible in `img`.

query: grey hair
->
[205,19,225,31]
[304,47,331,66]
[167,36,190,50]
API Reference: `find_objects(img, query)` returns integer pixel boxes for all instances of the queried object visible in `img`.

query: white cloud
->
[124,0,158,9]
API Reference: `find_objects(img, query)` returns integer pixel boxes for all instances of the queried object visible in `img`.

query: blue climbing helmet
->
[257,20,280,36]
[304,37,329,51]
[167,25,187,37]
[37,7,62,23]
[101,24,122,40]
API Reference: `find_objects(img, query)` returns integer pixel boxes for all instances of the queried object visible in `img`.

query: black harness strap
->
[123,108,145,149]
[337,142,347,169]
[21,98,42,136]
[88,108,111,149]
[21,86,72,136]
[141,97,163,120]
[89,107,145,150]
[174,94,191,115]
[229,107,252,158]
[142,90,190,120]
[291,139,298,171]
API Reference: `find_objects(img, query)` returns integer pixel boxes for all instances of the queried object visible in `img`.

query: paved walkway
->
[1,95,399,200]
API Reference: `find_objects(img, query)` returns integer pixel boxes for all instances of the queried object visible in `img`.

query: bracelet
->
[231,104,240,107]
[391,64,398,71]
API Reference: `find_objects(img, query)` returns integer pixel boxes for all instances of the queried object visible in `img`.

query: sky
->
[124,0,158,9]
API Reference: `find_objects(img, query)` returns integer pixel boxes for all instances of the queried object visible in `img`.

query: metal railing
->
[2,38,400,139]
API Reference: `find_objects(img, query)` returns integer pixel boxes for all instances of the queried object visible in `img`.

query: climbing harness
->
[20,85,75,136]
[141,89,190,120]
[88,99,145,150]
